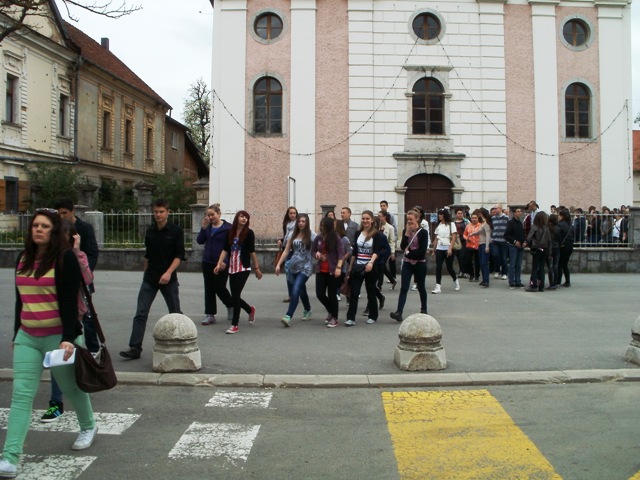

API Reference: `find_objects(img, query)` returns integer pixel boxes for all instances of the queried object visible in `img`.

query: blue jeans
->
[286,271,311,317]
[479,244,490,284]
[128,278,181,352]
[491,242,509,276]
[507,244,523,286]
[396,261,427,315]
[4,330,95,465]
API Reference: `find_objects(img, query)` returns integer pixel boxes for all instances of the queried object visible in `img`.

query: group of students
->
[449,201,576,292]
[0,196,593,476]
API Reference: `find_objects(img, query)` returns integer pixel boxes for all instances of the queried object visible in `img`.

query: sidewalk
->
[1,269,638,387]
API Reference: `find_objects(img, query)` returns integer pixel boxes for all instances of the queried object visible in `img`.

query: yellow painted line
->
[629,473,640,480]
[382,390,562,480]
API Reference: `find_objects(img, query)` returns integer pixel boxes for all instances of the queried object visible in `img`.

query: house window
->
[412,13,441,41]
[563,19,589,47]
[124,119,133,154]
[255,13,283,40]
[4,176,18,213]
[412,78,444,135]
[102,111,112,148]
[59,94,70,136]
[5,74,19,124]
[171,132,179,149]
[565,83,590,139]
[253,77,282,135]
[146,127,153,158]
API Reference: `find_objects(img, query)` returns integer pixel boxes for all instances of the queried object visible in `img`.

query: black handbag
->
[74,281,117,393]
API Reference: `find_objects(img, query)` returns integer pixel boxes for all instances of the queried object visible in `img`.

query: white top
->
[434,222,456,250]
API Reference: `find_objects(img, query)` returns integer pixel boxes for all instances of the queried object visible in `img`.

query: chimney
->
[101,38,109,50]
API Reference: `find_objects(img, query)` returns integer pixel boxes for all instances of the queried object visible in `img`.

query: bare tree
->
[182,77,211,162]
[0,0,142,43]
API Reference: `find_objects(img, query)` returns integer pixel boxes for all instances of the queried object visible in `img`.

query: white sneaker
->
[454,279,460,291]
[366,318,377,324]
[411,284,417,291]
[494,273,500,279]
[0,459,17,478]
[336,294,341,301]
[72,425,98,450]
[431,284,441,294]
[344,319,356,327]
[501,274,508,280]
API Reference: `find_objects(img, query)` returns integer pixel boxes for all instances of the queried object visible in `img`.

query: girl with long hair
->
[278,207,298,302]
[525,211,551,292]
[468,208,493,287]
[463,212,482,282]
[334,219,353,302]
[196,203,233,325]
[431,209,459,294]
[214,210,263,334]
[390,209,430,322]
[311,217,345,328]
[275,213,315,326]
[1,209,98,478]
[345,210,385,326]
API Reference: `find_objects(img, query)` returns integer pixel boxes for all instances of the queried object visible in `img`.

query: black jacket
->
[504,217,525,245]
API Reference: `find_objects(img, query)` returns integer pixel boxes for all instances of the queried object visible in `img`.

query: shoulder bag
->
[74,280,118,393]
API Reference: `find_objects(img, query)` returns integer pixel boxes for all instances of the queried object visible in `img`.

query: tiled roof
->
[63,21,170,109]
[634,130,640,173]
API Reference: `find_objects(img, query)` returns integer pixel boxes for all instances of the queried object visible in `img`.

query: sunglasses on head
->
[35,208,59,215]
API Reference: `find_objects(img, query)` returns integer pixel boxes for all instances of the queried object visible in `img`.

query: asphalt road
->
[1,269,638,376]
[1,383,639,479]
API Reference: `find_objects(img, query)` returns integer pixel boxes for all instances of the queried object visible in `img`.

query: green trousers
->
[2,329,96,465]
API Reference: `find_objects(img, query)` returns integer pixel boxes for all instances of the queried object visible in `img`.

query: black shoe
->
[362,307,369,316]
[525,287,537,292]
[562,282,571,288]
[547,285,556,290]
[379,295,385,310]
[390,311,403,322]
[478,282,489,287]
[515,283,526,288]
[119,348,141,360]
[41,401,64,423]
[420,309,427,314]
[538,287,545,292]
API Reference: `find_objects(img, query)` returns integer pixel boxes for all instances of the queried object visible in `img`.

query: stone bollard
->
[394,313,446,371]
[624,315,640,366]
[152,313,202,372]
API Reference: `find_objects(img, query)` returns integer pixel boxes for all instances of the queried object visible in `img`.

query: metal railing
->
[0,211,193,249]
[0,210,632,249]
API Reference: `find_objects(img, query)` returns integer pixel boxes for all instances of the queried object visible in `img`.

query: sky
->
[58,0,639,125]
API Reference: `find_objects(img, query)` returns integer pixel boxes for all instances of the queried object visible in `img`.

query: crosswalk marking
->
[205,391,273,409]
[15,454,95,480]
[382,390,562,480]
[168,422,261,466]
[0,409,140,435]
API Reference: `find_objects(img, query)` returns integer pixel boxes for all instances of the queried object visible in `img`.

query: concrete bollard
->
[152,313,202,372]
[394,313,446,371]
[624,315,640,366]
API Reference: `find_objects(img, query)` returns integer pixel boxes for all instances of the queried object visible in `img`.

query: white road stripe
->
[16,454,96,479]
[206,391,273,409]
[168,422,260,466]
[0,409,140,435]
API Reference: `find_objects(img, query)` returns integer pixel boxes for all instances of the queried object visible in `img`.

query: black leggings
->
[435,249,457,284]
[229,270,252,326]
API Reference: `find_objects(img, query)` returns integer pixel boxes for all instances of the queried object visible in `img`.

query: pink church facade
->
[210,0,633,237]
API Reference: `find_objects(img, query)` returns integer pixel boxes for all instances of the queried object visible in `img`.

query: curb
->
[2,368,640,388]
